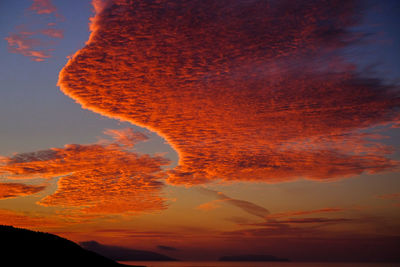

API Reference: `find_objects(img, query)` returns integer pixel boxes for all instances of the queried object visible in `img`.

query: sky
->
[0,0,400,262]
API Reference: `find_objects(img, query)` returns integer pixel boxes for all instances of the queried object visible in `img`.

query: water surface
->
[119,261,400,267]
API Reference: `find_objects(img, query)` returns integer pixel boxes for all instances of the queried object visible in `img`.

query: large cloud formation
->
[0,129,170,214]
[59,0,400,185]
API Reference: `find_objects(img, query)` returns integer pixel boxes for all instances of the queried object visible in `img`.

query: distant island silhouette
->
[219,254,289,262]
[0,225,143,267]
[81,240,177,261]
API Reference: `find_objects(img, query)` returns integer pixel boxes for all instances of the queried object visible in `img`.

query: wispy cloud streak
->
[376,193,400,200]
[5,0,63,61]
[197,187,270,219]
[5,32,50,62]
[29,0,57,15]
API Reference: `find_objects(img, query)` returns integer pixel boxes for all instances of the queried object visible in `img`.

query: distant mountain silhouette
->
[219,254,289,262]
[0,225,142,267]
[80,241,177,261]
[157,245,179,251]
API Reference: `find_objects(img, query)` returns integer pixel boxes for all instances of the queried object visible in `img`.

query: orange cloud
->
[225,211,373,241]
[197,188,270,218]
[0,208,101,230]
[0,183,45,199]
[29,0,57,15]
[6,0,63,61]
[5,33,50,62]
[41,28,64,38]
[268,208,344,219]
[59,0,400,185]
[198,189,347,228]
[0,129,170,214]
[228,207,361,241]
[103,128,148,148]
[196,200,221,211]
[0,209,62,229]
[272,218,353,224]
[376,193,400,200]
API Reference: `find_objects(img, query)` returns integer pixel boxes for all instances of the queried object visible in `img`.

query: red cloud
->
[196,201,221,211]
[273,218,353,224]
[5,33,50,62]
[0,208,100,230]
[268,208,344,219]
[29,0,57,15]
[197,188,270,218]
[5,0,63,61]
[0,209,62,229]
[376,193,400,200]
[59,0,400,185]
[198,189,347,227]
[0,129,170,214]
[104,128,148,148]
[41,28,64,38]
[0,183,45,199]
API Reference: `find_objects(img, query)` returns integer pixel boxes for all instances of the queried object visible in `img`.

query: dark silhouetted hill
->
[0,225,141,267]
[80,240,177,261]
[219,254,289,262]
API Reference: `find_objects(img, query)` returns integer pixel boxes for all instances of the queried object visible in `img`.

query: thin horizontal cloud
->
[223,215,375,239]
[225,216,253,225]
[89,228,182,239]
[376,192,400,208]
[222,222,320,238]
[277,218,354,224]
[0,209,62,229]
[0,128,170,215]
[218,203,358,237]
[222,216,386,238]
[197,188,269,219]
[0,208,104,230]
[0,182,45,199]
[267,208,345,219]
[196,200,221,211]
[40,28,64,38]
[376,192,400,200]
[53,211,105,224]
[59,0,400,185]
[224,207,379,243]
[250,217,355,225]
[198,191,349,227]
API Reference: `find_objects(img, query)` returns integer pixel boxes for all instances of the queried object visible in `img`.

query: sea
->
[119,262,400,267]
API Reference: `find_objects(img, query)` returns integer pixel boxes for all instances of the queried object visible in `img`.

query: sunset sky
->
[1,0,400,262]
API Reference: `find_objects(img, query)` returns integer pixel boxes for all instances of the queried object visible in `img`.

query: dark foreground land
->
[0,225,143,267]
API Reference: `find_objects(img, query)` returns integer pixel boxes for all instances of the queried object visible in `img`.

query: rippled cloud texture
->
[59,0,400,185]
[0,183,45,199]
[0,129,170,214]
